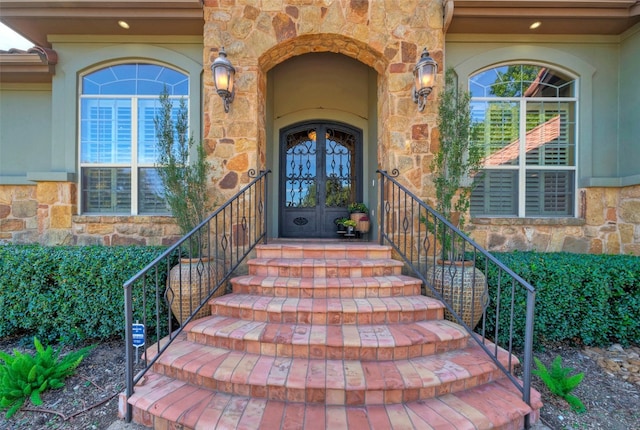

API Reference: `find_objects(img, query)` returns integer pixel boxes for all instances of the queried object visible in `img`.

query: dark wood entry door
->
[279,121,363,238]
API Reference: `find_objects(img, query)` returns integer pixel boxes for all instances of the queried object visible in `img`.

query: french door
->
[279,121,363,238]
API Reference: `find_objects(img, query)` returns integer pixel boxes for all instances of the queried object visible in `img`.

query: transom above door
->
[279,121,363,238]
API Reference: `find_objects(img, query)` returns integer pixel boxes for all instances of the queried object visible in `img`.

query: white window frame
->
[78,63,189,215]
[470,65,579,218]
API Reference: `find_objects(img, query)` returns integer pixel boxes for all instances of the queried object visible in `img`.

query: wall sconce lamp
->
[211,47,235,113]
[412,48,438,112]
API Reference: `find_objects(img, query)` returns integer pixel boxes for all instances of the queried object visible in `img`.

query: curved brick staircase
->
[125,242,541,429]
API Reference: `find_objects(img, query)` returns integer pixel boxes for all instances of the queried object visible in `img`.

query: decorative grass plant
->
[533,355,586,413]
[0,337,95,418]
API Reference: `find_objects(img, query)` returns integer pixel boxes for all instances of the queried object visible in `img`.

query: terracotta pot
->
[167,257,225,324]
[350,212,370,233]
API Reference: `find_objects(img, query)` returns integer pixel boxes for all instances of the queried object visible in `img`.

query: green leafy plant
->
[532,355,586,413]
[0,337,96,418]
[342,219,357,228]
[155,88,211,254]
[348,202,368,214]
[334,217,349,226]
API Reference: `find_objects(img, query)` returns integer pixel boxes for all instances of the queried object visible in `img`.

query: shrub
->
[480,252,640,348]
[0,245,170,344]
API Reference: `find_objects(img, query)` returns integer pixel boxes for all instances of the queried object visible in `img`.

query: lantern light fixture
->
[211,47,235,113]
[412,48,438,112]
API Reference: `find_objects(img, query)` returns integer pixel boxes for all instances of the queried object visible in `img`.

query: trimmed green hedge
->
[482,252,640,348]
[0,245,169,344]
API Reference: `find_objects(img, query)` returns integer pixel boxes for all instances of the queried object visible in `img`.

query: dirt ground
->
[0,336,639,430]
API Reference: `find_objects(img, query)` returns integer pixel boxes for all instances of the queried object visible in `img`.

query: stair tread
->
[232,274,422,287]
[249,257,404,266]
[129,371,538,430]
[209,293,445,324]
[152,336,515,400]
[211,293,443,311]
[255,243,393,260]
[230,274,423,298]
[187,315,467,346]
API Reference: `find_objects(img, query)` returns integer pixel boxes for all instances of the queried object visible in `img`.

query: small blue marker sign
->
[132,323,145,348]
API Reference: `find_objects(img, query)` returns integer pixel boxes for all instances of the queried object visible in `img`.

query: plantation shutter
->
[138,102,161,164]
[115,105,132,163]
[525,103,573,167]
[138,168,167,213]
[471,170,517,216]
[80,99,132,164]
[525,171,574,216]
[480,101,520,167]
[81,168,131,213]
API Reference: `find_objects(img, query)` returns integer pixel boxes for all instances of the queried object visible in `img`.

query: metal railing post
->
[264,171,269,244]
[523,289,536,429]
[378,172,385,245]
[124,286,134,422]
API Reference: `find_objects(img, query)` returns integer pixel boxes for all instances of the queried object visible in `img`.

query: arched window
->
[79,63,188,214]
[469,64,577,217]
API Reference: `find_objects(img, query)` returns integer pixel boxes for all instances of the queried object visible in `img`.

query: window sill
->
[73,214,174,223]
[471,217,585,227]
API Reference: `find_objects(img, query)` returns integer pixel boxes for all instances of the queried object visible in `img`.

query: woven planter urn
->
[167,257,225,324]
[426,260,489,328]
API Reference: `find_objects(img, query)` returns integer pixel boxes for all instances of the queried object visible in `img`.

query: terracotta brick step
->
[185,316,469,360]
[208,294,445,325]
[247,258,404,277]
[230,274,423,298]
[150,336,515,406]
[255,243,392,260]
[127,371,539,430]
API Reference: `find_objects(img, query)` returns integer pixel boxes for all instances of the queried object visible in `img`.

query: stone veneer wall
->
[469,185,640,256]
[0,184,180,246]
[2,182,638,253]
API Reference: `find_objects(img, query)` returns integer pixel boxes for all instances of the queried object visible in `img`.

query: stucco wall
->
[0,38,203,246]
[619,25,640,180]
[0,85,52,183]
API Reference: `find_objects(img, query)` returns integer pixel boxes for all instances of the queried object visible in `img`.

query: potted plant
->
[155,88,222,324]
[425,68,487,328]
[348,202,370,232]
[355,214,370,233]
[342,219,357,234]
[335,217,349,234]
[348,202,368,215]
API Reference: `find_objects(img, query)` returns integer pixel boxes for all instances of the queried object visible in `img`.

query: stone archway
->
[203,1,445,207]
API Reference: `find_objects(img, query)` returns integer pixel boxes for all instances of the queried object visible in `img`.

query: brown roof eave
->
[0,47,57,84]
[448,0,640,34]
[0,1,203,48]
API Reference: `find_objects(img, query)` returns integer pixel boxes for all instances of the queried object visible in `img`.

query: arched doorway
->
[279,121,363,238]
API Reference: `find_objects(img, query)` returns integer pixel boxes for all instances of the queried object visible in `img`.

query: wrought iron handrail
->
[378,169,537,429]
[122,169,270,422]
